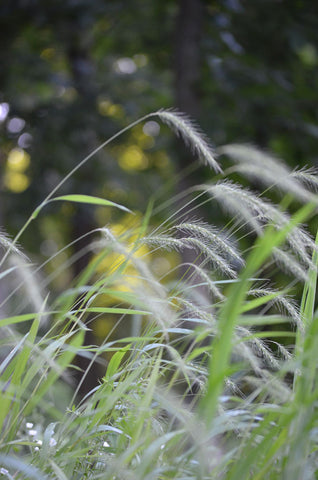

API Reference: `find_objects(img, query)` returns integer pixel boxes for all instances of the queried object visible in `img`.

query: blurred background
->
[1,0,318,241]
[1,0,318,378]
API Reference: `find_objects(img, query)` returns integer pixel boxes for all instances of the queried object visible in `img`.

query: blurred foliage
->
[1,0,318,283]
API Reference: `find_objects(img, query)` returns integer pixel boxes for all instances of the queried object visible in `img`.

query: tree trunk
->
[174,0,210,306]
[175,0,203,123]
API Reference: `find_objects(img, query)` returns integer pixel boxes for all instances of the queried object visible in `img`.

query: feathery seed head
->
[203,181,315,273]
[143,233,238,278]
[248,286,302,330]
[219,144,312,202]
[171,221,244,268]
[154,109,222,174]
[0,229,27,260]
[291,166,318,192]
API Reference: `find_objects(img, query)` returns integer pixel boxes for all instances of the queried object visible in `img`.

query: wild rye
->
[0,110,318,478]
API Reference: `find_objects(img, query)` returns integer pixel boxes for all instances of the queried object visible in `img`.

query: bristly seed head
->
[0,229,27,260]
[218,144,313,202]
[154,109,222,174]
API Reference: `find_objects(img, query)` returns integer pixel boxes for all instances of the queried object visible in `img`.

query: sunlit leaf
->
[51,194,131,212]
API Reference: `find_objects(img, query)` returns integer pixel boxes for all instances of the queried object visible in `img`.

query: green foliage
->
[1,111,318,479]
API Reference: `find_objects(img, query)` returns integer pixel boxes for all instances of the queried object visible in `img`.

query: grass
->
[0,110,318,479]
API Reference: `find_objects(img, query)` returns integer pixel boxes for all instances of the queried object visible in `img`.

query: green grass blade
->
[0,313,38,328]
[51,194,132,212]
[103,344,131,383]
[240,291,284,313]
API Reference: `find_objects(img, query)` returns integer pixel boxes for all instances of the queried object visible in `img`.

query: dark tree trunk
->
[175,0,203,122]
[174,0,204,184]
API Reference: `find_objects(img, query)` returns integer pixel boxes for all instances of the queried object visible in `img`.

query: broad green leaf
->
[51,194,131,213]
[0,313,37,328]
[103,344,131,382]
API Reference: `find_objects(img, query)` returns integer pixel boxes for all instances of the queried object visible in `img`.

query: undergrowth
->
[0,110,318,479]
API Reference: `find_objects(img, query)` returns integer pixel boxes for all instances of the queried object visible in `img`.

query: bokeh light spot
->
[298,44,317,67]
[114,57,137,74]
[18,132,33,149]
[0,103,9,122]
[118,146,149,171]
[7,148,30,171]
[98,99,124,119]
[4,172,30,193]
[7,117,25,134]
[133,54,148,67]
[143,121,160,137]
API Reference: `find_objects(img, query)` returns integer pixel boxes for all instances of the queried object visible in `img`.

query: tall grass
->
[0,110,318,479]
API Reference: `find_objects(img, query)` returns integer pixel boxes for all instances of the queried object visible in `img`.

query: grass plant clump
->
[0,110,318,479]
